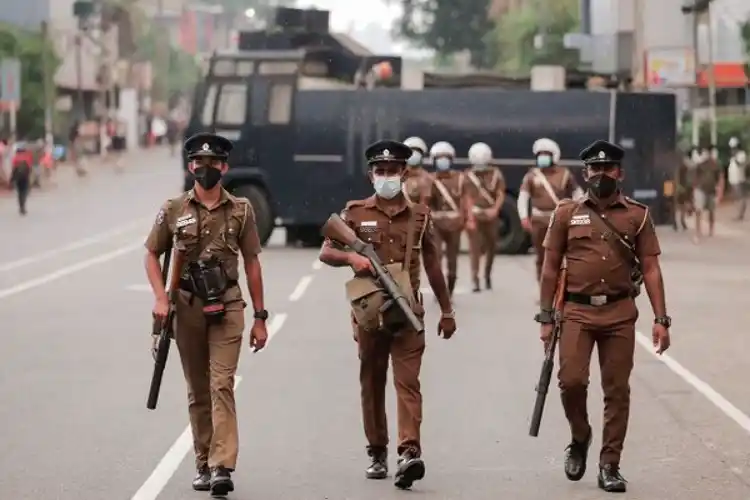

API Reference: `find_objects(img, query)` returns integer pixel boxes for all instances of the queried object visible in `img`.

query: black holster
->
[180,258,231,324]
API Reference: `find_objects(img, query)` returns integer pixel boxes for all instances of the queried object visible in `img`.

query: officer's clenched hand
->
[152,297,169,321]
[348,254,375,275]
[652,323,671,354]
[438,316,456,339]
[250,319,268,352]
[540,324,554,350]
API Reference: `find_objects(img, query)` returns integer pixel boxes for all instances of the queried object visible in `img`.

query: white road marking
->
[312,260,322,270]
[131,313,287,500]
[0,242,143,300]
[288,275,313,301]
[0,218,148,272]
[634,331,750,434]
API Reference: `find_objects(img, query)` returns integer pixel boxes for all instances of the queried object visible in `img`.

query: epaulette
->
[624,196,648,209]
[344,199,367,210]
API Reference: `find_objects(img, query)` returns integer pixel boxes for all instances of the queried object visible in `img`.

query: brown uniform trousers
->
[543,194,661,466]
[337,196,439,456]
[465,168,504,283]
[429,170,466,292]
[520,167,579,281]
[145,187,262,471]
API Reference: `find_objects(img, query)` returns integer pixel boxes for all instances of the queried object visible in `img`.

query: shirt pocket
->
[356,225,383,246]
[223,216,243,254]
[175,221,200,252]
[567,225,593,241]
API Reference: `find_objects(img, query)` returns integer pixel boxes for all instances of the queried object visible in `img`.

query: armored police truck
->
[184,7,677,253]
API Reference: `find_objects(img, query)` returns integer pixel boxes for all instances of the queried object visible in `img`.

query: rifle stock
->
[528,268,567,437]
[146,245,179,410]
[322,213,424,334]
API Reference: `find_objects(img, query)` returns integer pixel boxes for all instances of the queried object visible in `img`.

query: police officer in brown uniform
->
[319,139,457,490]
[518,138,583,282]
[465,142,505,291]
[144,132,269,496]
[537,140,671,493]
[401,136,432,204]
[428,140,472,297]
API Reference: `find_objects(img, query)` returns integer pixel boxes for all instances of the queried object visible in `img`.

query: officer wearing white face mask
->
[518,138,583,283]
[727,136,748,220]
[427,141,470,297]
[402,136,431,205]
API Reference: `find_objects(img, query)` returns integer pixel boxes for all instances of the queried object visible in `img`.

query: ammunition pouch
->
[630,266,643,297]
[472,206,493,222]
[180,257,234,324]
[346,263,422,333]
[432,211,464,232]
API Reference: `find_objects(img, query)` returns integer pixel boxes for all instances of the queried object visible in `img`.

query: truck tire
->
[233,184,274,246]
[495,194,531,255]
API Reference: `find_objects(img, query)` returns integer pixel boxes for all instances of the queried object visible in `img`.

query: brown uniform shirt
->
[339,196,438,293]
[428,170,465,213]
[520,167,579,217]
[543,194,660,297]
[145,188,262,303]
[693,158,721,194]
[402,167,432,204]
[465,168,505,209]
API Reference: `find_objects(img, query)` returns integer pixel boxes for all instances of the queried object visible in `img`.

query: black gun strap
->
[585,207,639,267]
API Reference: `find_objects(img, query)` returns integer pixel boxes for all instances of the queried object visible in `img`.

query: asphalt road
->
[1,151,749,499]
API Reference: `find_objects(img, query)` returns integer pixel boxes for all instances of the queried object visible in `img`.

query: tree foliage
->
[0,23,60,138]
[741,18,750,76]
[394,0,495,68]
[489,0,579,76]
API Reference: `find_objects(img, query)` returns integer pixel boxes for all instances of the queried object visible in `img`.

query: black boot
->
[472,277,481,293]
[563,432,591,481]
[447,276,456,297]
[484,274,492,290]
[597,464,627,492]
[394,451,425,490]
[191,466,210,491]
[365,448,388,479]
[210,466,234,496]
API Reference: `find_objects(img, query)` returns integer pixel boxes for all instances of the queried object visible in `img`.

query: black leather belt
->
[179,278,238,294]
[564,291,630,306]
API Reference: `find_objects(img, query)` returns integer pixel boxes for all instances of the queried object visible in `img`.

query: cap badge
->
[202,143,210,151]
[383,149,391,157]
[598,150,606,159]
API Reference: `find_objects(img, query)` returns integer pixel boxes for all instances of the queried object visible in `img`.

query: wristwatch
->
[253,309,269,321]
[534,309,555,325]
[654,315,671,328]
[441,310,455,319]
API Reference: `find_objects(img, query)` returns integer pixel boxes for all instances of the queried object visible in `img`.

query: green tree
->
[0,23,59,138]
[394,0,495,68]
[741,18,749,77]
[489,0,579,76]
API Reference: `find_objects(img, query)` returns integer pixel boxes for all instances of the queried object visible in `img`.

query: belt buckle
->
[590,295,607,306]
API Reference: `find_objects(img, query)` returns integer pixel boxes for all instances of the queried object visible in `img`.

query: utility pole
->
[40,21,54,149]
[631,0,645,89]
[682,0,717,149]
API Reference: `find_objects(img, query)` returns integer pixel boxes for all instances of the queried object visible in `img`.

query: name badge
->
[176,216,196,228]
[358,220,378,232]
[570,214,590,226]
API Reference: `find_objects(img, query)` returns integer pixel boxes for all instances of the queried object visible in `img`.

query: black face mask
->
[588,173,618,199]
[193,165,223,190]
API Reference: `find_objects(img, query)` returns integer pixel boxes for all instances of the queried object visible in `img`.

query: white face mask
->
[435,157,451,171]
[536,154,553,168]
[407,152,422,166]
[373,175,402,199]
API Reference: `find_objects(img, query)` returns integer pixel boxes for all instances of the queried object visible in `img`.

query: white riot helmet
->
[468,142,492,166]
[532,138,561,164]
[403,136,427,154]
[729,136,740,149]
[430,141,455,158]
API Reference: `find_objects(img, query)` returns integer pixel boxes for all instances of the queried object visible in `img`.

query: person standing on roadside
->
[691,144,723,243]
[727,137,747,221]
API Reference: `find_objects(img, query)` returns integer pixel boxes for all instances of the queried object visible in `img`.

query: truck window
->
[215,83,248,125]
[201,85,218,125]
[259,61,298,75]
[268,83,293,124]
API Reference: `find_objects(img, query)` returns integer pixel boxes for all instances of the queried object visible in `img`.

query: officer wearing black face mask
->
[581,140,624,200]
[144,132,269,495]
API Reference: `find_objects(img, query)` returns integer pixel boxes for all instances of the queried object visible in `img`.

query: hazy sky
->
[299,0,401,31]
